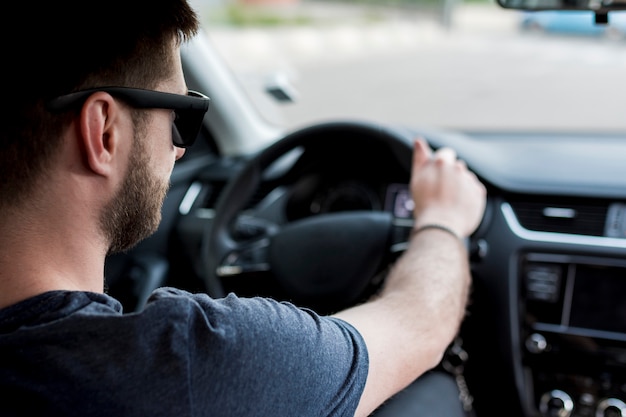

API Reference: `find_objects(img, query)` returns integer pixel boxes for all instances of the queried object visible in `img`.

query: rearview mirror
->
[497,0,626,15]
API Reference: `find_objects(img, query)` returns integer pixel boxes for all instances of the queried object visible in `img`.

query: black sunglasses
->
[46,87,210,148]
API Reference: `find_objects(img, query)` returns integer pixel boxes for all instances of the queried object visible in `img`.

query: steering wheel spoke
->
[216,238,271,277]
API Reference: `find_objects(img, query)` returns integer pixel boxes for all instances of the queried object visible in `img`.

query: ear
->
[78,92,126,177]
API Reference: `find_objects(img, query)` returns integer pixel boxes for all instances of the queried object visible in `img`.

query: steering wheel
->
[201,121,415,315]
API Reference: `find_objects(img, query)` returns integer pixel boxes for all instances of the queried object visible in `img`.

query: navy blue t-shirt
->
[0,287,368,417]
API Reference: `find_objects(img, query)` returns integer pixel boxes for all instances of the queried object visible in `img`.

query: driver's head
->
[0,0,199,213]
[0,0,198,251]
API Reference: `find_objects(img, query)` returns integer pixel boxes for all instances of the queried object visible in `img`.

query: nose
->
[175,146,186,161]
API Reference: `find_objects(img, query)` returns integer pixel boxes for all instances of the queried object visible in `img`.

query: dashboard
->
[431,130,626,417]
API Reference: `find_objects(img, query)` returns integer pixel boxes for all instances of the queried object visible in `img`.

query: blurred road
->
[199,1,626,131]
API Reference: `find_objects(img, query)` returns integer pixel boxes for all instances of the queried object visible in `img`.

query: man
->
[0,1,486,416]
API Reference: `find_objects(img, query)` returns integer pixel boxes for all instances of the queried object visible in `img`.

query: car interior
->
[103,0,626,416]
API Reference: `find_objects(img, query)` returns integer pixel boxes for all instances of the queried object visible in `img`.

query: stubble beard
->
[100,128,170,255]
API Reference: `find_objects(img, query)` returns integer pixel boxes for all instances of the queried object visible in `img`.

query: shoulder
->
[141,288,370,416]
[145,287,366,349]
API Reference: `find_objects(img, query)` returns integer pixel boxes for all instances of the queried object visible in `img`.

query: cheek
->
[147,115,177,168]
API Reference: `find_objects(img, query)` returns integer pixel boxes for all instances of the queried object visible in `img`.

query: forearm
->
[335,226,471,417]
[381,226,471,360]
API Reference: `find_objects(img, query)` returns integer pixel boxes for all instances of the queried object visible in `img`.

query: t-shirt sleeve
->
[149,288,369,417]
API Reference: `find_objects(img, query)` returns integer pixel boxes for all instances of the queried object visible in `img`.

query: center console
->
[521,253,626,417]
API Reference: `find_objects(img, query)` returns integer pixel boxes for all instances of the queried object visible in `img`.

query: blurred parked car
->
[520,10,626,38]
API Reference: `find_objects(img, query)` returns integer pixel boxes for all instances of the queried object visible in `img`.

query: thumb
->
[412,138,432,168]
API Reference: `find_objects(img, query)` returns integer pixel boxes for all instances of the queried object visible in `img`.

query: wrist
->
[412,223,460,240]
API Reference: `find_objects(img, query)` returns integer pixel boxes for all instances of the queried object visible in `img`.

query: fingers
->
[433,147,457,165]
[413,138,457,167]
[412,138,432,168]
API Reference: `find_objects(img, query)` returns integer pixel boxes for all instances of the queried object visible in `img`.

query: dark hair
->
[0,0,199,207]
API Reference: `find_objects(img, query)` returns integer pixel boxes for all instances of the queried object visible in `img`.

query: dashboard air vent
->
[509,199,609,237]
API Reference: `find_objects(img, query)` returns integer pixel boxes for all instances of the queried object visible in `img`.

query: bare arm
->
[334,139,486,417]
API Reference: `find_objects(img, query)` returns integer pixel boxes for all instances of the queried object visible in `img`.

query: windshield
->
[190,0,626,132]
